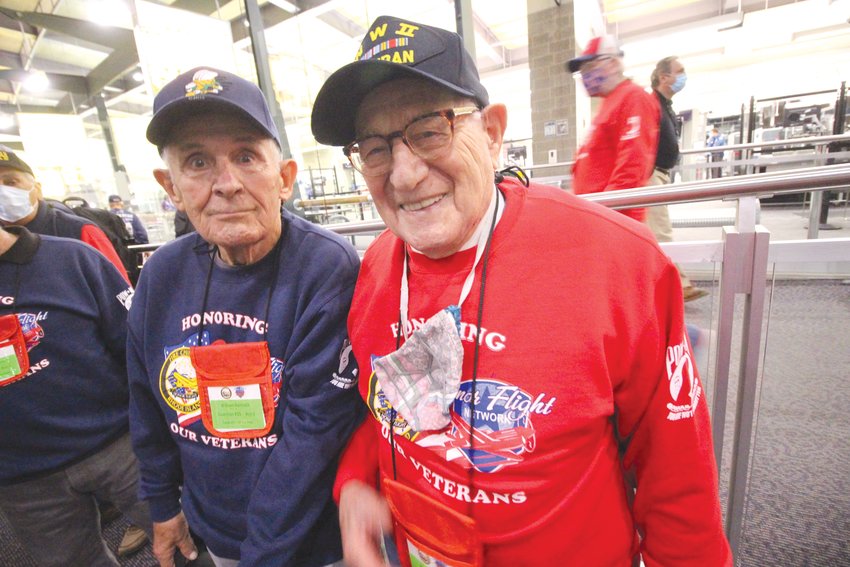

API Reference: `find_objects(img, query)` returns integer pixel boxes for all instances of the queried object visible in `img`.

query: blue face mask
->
[671,73,687,94]
[581,66,609,97]
[0,184,36,222]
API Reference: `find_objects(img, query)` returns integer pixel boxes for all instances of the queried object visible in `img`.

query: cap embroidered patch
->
[185,70,223,98]
[311,15,489,146]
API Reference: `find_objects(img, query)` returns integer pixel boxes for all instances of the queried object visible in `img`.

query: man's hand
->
[340,480,393,567]
[152,512,198,567]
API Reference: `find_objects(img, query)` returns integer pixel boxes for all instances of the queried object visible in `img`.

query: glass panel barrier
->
[735,262,850,566]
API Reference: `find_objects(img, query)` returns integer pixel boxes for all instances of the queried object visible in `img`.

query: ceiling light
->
[87,0,131,27]
[132,71,145,82]
[23,70,49,92]
[0,114,15,130]
[268,0,300,13]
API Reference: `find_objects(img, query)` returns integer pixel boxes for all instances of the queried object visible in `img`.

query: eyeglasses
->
[344,106,480,176]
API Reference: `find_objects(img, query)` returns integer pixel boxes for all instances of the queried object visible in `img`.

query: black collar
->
[0,226,40,264]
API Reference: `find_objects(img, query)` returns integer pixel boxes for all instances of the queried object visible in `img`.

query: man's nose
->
[211,161,243,195]
[387,139,429,191]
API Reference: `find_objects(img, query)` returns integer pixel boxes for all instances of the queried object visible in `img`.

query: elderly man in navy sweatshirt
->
[0,223,150,566]
[128,67,362,567]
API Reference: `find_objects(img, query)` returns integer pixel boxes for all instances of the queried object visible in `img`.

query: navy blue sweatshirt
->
[127,210,363,565]
[0,227,134,485]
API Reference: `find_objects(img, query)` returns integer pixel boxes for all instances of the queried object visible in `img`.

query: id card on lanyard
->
[190,341,274,439]
[0,313,28,387]
[384,478,483,567]
[190,236,283,440]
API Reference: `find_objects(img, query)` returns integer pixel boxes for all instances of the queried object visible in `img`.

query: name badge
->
[0,314,29,387]
[191,341,275,439]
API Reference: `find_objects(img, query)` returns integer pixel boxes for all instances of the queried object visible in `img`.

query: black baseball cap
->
[0,147,34,176]
[146,67,280,149]
[311,15,489,146]
[108,194,122,203]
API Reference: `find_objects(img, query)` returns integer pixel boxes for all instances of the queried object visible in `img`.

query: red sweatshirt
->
[572,79,660,222]
[336,180,731,566]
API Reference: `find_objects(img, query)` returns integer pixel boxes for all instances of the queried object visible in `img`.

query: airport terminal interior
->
[0,0,849,565]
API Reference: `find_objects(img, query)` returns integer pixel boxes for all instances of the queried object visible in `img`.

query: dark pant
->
[710,152,724,178]
[0,434,151,567]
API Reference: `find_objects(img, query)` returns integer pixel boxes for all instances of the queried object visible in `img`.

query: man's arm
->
[126,283,191,566]
[334,421,388,567]
[239,261,365,566]
[79,223,130,282]
[606,89,660,194]
[615,261,732,566]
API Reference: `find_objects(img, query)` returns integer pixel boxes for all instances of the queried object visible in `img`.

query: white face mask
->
[0,184,36,222]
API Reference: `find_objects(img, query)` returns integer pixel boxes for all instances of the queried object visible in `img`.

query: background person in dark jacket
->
[108,194,149,244]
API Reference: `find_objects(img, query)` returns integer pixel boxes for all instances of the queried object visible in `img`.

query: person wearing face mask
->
[569,35,660,223]
[648,56,708,302]
[311,16,730,567]
[0,147,129,282]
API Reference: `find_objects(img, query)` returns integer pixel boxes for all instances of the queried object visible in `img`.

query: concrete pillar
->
[527,0,576,181]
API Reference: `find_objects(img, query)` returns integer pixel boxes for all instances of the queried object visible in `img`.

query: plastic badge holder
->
[0,314,29,388]
[190,341,274,439]
[383,477,483,567]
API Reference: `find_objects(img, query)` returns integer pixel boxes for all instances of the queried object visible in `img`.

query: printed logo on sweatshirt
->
[116,287,134,311]
[331,339,359,389]
[367,372,555,473]
[621,115,641,140]
[17,312,46,351]
[366,367,420,442]
[159,332,284,427]
[390,318,506,352]
[11,312,49,379]
[422,380,552,473]
[665,336,702,422]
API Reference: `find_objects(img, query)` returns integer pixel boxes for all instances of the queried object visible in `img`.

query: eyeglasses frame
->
[343,105,481,175]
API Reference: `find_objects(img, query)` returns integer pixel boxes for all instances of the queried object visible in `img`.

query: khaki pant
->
[645,169,692,289]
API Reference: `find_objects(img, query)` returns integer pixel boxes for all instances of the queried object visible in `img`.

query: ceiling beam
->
[0,51,22,70]
[0,8,134,51]
[85,46,139,99]
[0,69,88,95]
[231,4,292,43]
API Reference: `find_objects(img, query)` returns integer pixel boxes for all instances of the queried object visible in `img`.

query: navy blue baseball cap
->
[311,15,489,146]
[146,67,280,149]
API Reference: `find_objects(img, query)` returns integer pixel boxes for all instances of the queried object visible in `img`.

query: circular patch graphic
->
[159,346,200,414]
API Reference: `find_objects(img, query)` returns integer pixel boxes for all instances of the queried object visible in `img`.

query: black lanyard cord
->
[197,222,286,344]
[465,189,499,518]
[0,265,24,313]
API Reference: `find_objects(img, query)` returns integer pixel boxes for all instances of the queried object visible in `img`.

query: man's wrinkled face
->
[354,78,505,259]
[154,111,294,263]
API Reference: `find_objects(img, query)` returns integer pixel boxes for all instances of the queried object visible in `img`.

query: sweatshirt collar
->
[0,226,40,264]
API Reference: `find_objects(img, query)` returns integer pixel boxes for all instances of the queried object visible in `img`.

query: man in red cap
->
[569,35,659,223]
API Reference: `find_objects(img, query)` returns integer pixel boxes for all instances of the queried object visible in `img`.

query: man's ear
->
[31,181,42,204]
[279,159,298,202]
[154,169,184,211]
[481,104,508,168]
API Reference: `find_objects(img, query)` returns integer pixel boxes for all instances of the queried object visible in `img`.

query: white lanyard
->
[399,187,502,340]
